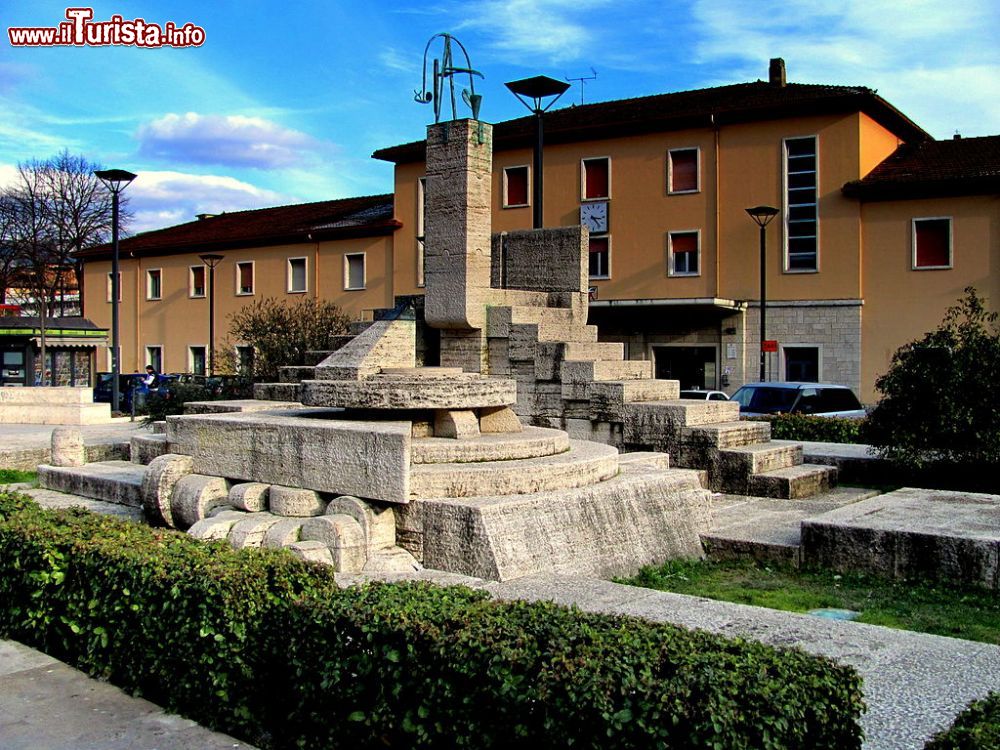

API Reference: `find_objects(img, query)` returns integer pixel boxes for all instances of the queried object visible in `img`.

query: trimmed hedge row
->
[924,692,1000,749]
[0,490,866,749]
[749,414,864,444]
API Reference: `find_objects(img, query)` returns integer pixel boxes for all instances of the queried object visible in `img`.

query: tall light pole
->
[199,254,224,376]
[745,205,780,382]
[94,168,137,413]
[505,75,570,229]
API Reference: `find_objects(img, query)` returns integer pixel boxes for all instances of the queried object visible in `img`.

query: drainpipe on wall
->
[712,113,721,301]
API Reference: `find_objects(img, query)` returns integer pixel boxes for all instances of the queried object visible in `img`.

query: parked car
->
[730,382,866,418]
[94,372,175,412]
[679,389,730,401]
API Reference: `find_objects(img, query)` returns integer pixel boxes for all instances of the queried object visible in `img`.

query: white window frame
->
[235,261,255,296]
[344,252,366,291]
[416,177,426,288]
[189,265,206,298]
[106,271,122,303]
[502,164,531,208]
[911,216,953,270]
[145,268,162,301]
[782,135,820,273]
[588,234,612,280]
[667,147,700,194]
[667,229,701,277]
[145,345,163,372]
[235,344,254,375]
[779,344,823,383]
[286,256,308,294]
[580,156,612,201]
[188,345,207,375]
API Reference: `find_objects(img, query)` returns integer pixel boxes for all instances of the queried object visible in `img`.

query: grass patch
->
[622,558,1000,645]
[0,469,36,485]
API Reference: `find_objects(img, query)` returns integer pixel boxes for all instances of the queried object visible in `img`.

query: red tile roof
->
[77,194,398,260]
[373,81,929,163]
[843,135,1000,200]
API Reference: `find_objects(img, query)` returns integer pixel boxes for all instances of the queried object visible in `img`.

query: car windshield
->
[731,386,798,413]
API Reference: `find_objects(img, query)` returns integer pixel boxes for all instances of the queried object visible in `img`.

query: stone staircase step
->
[680,420,771,449]
[253,382,302,402]
[617,451,670,470]
[131,433,168,465]
[562,359,652,382]
[37,460,145,507]
[411,426,570,465]
[487,305,575,337]
[534,341,625,381]
[183,399,301,415]
[721,440,803,475]
[750,463,838,500]
[279,365,316,383]
[409,440,620,499]
[588,380,681,420]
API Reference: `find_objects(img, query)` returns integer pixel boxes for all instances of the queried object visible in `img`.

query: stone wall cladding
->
[491,227,588,294]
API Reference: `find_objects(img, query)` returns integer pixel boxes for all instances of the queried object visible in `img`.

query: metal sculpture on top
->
[414,33,483,123]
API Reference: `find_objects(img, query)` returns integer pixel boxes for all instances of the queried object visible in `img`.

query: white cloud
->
[125,170,294,233]
[136,112,329,169]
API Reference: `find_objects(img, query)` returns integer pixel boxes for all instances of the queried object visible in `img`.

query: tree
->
[218,297,351,382]
[862,287,1000,469]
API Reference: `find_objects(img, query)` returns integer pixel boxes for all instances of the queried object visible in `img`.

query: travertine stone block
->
[188,515,242,541]
[302,377,515,411]
[313,319,416,380]
[433,409,480,439]
[270,485,326,517]
[478,405,522,433]
[172,474,230,530]
[363,547,422,574]
[141,453,194,528]
[228,513,284,549]
[130,434,169,465]
[229,482,270,512]
[326,495,397,549]
[490,227,588,295]
[301,514,367,573]
[263,517,305,548]
[51,427,85,467]
[287,540,335,566]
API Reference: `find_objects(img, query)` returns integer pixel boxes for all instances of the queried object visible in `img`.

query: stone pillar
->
[423,119,494,333]
[51,426,85,467]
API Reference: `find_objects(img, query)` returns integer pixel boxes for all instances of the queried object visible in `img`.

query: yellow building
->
[79,59,999,402]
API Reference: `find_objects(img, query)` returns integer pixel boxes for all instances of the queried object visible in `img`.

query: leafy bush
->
[0,490,866,749]
[217,297,350,382]
[862,287,1000,469]
[749,414,863,444]
[924,692,1000,749]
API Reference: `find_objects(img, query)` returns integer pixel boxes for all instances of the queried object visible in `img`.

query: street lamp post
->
[745,205,780,382]
[94,169,137,413]
[505,75,571,229]
[199,254,224,376]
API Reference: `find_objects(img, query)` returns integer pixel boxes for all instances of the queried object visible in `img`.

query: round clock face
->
[581,201,608,233]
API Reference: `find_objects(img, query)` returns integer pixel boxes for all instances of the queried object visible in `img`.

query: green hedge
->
[749,414,864,444]
[0,490,865,749]
[924,692,1000,749]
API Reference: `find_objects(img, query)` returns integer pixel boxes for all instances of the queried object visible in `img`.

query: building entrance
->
[653,345,718,389]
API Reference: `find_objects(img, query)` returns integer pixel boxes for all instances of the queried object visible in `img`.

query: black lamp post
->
[745,205,780,382]
[94,168,137,413]
[199,254,224,376]
[505,75,570,229]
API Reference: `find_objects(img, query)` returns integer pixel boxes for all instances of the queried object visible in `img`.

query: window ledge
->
[782,268,819,275]
[913,265,953,271]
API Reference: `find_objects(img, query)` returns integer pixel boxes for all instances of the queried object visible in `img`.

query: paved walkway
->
[0,419,145,471]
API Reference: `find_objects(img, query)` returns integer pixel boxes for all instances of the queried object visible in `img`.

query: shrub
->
[750,414,863,444]
[0,490,866,749]
[862,287,1000,469]
[924,692,1000,749]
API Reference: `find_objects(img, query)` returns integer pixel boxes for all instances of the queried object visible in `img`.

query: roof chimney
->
[769,58,786,87]
[195,213,216,221]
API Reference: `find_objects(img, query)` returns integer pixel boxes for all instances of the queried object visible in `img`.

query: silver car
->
[730,382,866,418]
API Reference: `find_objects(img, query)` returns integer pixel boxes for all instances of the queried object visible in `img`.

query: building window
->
[416,177,426,288]
[236,261,254,295]
[668,148,699,193]
[344,253,366,290]
[582,157,610,200]
[189,266,206,298]
[106,272,121,302]
[236,345,254,377]
[668,231,700,276]
[145,345,163,373]
[189,346,206,375]
[913,217,952,269]
[287,257,307,293]
[146,269,162,300]
[503,165,529,208]
[589,235,610,279]
[784,136,818,271]
[783,345,819,382]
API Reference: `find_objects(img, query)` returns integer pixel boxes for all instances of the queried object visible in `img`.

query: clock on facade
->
[580,201,609,233]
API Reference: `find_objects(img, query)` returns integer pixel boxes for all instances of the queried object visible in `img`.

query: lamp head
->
[94,169,138,194]
[745,205,779,227]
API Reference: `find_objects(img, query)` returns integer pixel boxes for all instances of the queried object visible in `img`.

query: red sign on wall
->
[761,340,778,353]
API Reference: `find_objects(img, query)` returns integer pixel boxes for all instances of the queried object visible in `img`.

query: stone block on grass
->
[141,453,194,528]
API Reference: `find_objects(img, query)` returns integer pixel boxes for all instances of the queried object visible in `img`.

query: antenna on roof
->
[565,68,597,105]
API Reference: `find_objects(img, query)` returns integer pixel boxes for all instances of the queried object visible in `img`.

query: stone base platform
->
[0,386,111,425]
[801,487,1000,588]
[37,460,145,507]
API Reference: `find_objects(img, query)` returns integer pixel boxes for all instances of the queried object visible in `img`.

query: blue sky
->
[2,0,998,234]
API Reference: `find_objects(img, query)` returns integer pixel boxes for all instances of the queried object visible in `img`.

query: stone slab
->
[183,399,301,414]
[801,488,1000,588]
[18,486,145,522]
[37,461,144,507]
[301,376,516,411]
[0,387,112,425]
[411,426,569,465]
[166,410,411,504]
[420,468,711,580]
